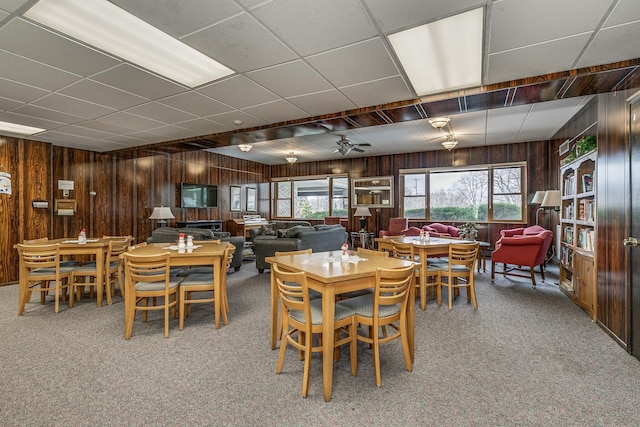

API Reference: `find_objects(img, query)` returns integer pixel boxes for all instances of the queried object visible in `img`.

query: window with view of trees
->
[273,176,348,219]
[401,163,525,222]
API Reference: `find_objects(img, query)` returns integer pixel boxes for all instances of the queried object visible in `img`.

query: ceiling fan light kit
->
[333,135,371,156]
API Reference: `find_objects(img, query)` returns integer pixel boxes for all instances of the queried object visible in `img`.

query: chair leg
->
[349,318,358,377]
[539,264,546,282]
[163,297,170,338]
[275,318,288,374]
[373,327,382,387]
[491,262,496,282]
[302,329,312,398]
[530,267,537,288]
[179,287,186,331]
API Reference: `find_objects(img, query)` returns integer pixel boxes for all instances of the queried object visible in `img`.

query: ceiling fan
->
[332,135,371,156]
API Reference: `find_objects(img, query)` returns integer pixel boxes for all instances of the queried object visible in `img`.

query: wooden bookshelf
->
[559,150,597,319]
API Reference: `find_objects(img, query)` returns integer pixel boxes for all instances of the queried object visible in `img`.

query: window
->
[401,163,525,223]
[273,175,348,219]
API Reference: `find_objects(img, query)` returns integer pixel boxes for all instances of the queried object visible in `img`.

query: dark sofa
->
[146,227,245,271]
[251,222,348,273]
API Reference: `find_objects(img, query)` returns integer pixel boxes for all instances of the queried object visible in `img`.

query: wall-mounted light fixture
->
[238,144,252,152]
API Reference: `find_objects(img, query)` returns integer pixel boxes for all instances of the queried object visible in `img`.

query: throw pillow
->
[278,225,314,238]
[259,224,277,236]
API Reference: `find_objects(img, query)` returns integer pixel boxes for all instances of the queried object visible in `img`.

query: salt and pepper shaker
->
[178,233,186,253]
[186,235,194,253]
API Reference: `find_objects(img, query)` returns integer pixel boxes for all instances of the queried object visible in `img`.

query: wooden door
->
[630,98,640,360]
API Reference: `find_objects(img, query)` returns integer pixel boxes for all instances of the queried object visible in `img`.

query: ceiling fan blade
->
[353,147,365,153]
[356,143,371,147]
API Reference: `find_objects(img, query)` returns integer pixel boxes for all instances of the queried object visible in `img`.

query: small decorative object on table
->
[459,222,478,241]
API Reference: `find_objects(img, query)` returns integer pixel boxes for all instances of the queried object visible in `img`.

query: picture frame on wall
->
[230,186,241,211]
[246,187,257,212]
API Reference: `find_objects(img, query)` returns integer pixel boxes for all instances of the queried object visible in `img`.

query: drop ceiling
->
[0,0,639,164]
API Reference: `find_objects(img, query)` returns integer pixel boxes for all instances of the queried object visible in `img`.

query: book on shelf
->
[564,173,575,196]
[581,173,594,193]
[578,199,595,222]
[577,228,595,251]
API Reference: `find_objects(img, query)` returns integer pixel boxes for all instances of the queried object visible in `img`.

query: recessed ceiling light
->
[0,120,45,135]
[389,8,484,96]
[25,0,234,88]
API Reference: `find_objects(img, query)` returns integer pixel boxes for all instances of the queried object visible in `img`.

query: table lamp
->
[149,206,174,227]
[354,207,371,231]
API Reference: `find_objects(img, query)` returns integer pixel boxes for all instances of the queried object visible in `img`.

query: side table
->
[350,231,375,249]
[477,241,491,272]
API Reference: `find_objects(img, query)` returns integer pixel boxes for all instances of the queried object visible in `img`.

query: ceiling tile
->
[339,76,413,107]
[486,34,592,84]
[0,111,65,130]
[96,111,165,132]
[53,125,117,140]
[602,0,640,27]
[126,101,198,123]
[306,38,401,88]
[206,110,267,130]
[173,117,231,135]
[364,0,486,33]
[158,91,233,117]
[32,93,116,120]
[0,77,49,103]
[0,19,121,76]
[91,64,186,99]
[59,80,148,110]
[0,50,78,91]
[251,0,377,56]
[286,90,357,117]
[111,0,242,38]
[0,96,22,111]
[247,60,333,98]
[197,75,279,109]
[489,0,613,53]
[182,13,297,73]
[242,99,308,123]
[576,22,640,69]
[12,103,84,124]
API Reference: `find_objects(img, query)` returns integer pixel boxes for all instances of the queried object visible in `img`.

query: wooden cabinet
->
[559,150,597,319]
[351,176,394,208]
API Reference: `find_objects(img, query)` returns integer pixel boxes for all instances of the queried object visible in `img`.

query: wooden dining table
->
[266,250,414,402]
[375,236,477,298]
[16,237,115,308]
[126,241,231,329]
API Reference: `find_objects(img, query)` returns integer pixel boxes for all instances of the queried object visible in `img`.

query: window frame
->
[400,162,527,223]
[272,174,349,220]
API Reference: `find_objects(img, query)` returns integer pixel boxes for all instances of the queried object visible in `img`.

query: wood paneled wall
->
[0,142,270,284]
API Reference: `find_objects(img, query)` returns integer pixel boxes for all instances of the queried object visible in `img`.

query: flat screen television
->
[180,182,218,208]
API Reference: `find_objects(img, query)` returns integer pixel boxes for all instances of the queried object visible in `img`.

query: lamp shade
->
[354,207,372,217]
[540,190,561,208]
[149,206,175,220]
[531,191,546,204]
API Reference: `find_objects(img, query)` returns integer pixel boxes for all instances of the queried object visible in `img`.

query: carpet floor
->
[1,260,639,426]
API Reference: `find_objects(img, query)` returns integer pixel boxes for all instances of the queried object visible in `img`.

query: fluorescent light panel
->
[25,0,234,88]
[389,7,484,96]
[0,120,45,135]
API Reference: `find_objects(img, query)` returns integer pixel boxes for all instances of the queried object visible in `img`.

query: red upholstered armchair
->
[379,218,409,238]
[422,223,461,238]
[491,226,553,288]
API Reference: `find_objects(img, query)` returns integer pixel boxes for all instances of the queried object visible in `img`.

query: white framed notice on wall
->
[0,171,11,195]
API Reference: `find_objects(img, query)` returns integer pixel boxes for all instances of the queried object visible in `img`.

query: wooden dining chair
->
[339,264,416,387]
[178,245,232,330]
[434,242,480,310]
[69,238,130,306]
[123,252,182,339]
[16,243,74,314]
[273,263,357,398]
[392,241,439,310]
[356,247,389,258]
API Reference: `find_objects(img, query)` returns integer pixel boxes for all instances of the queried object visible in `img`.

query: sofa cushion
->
[277,225,314,238]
